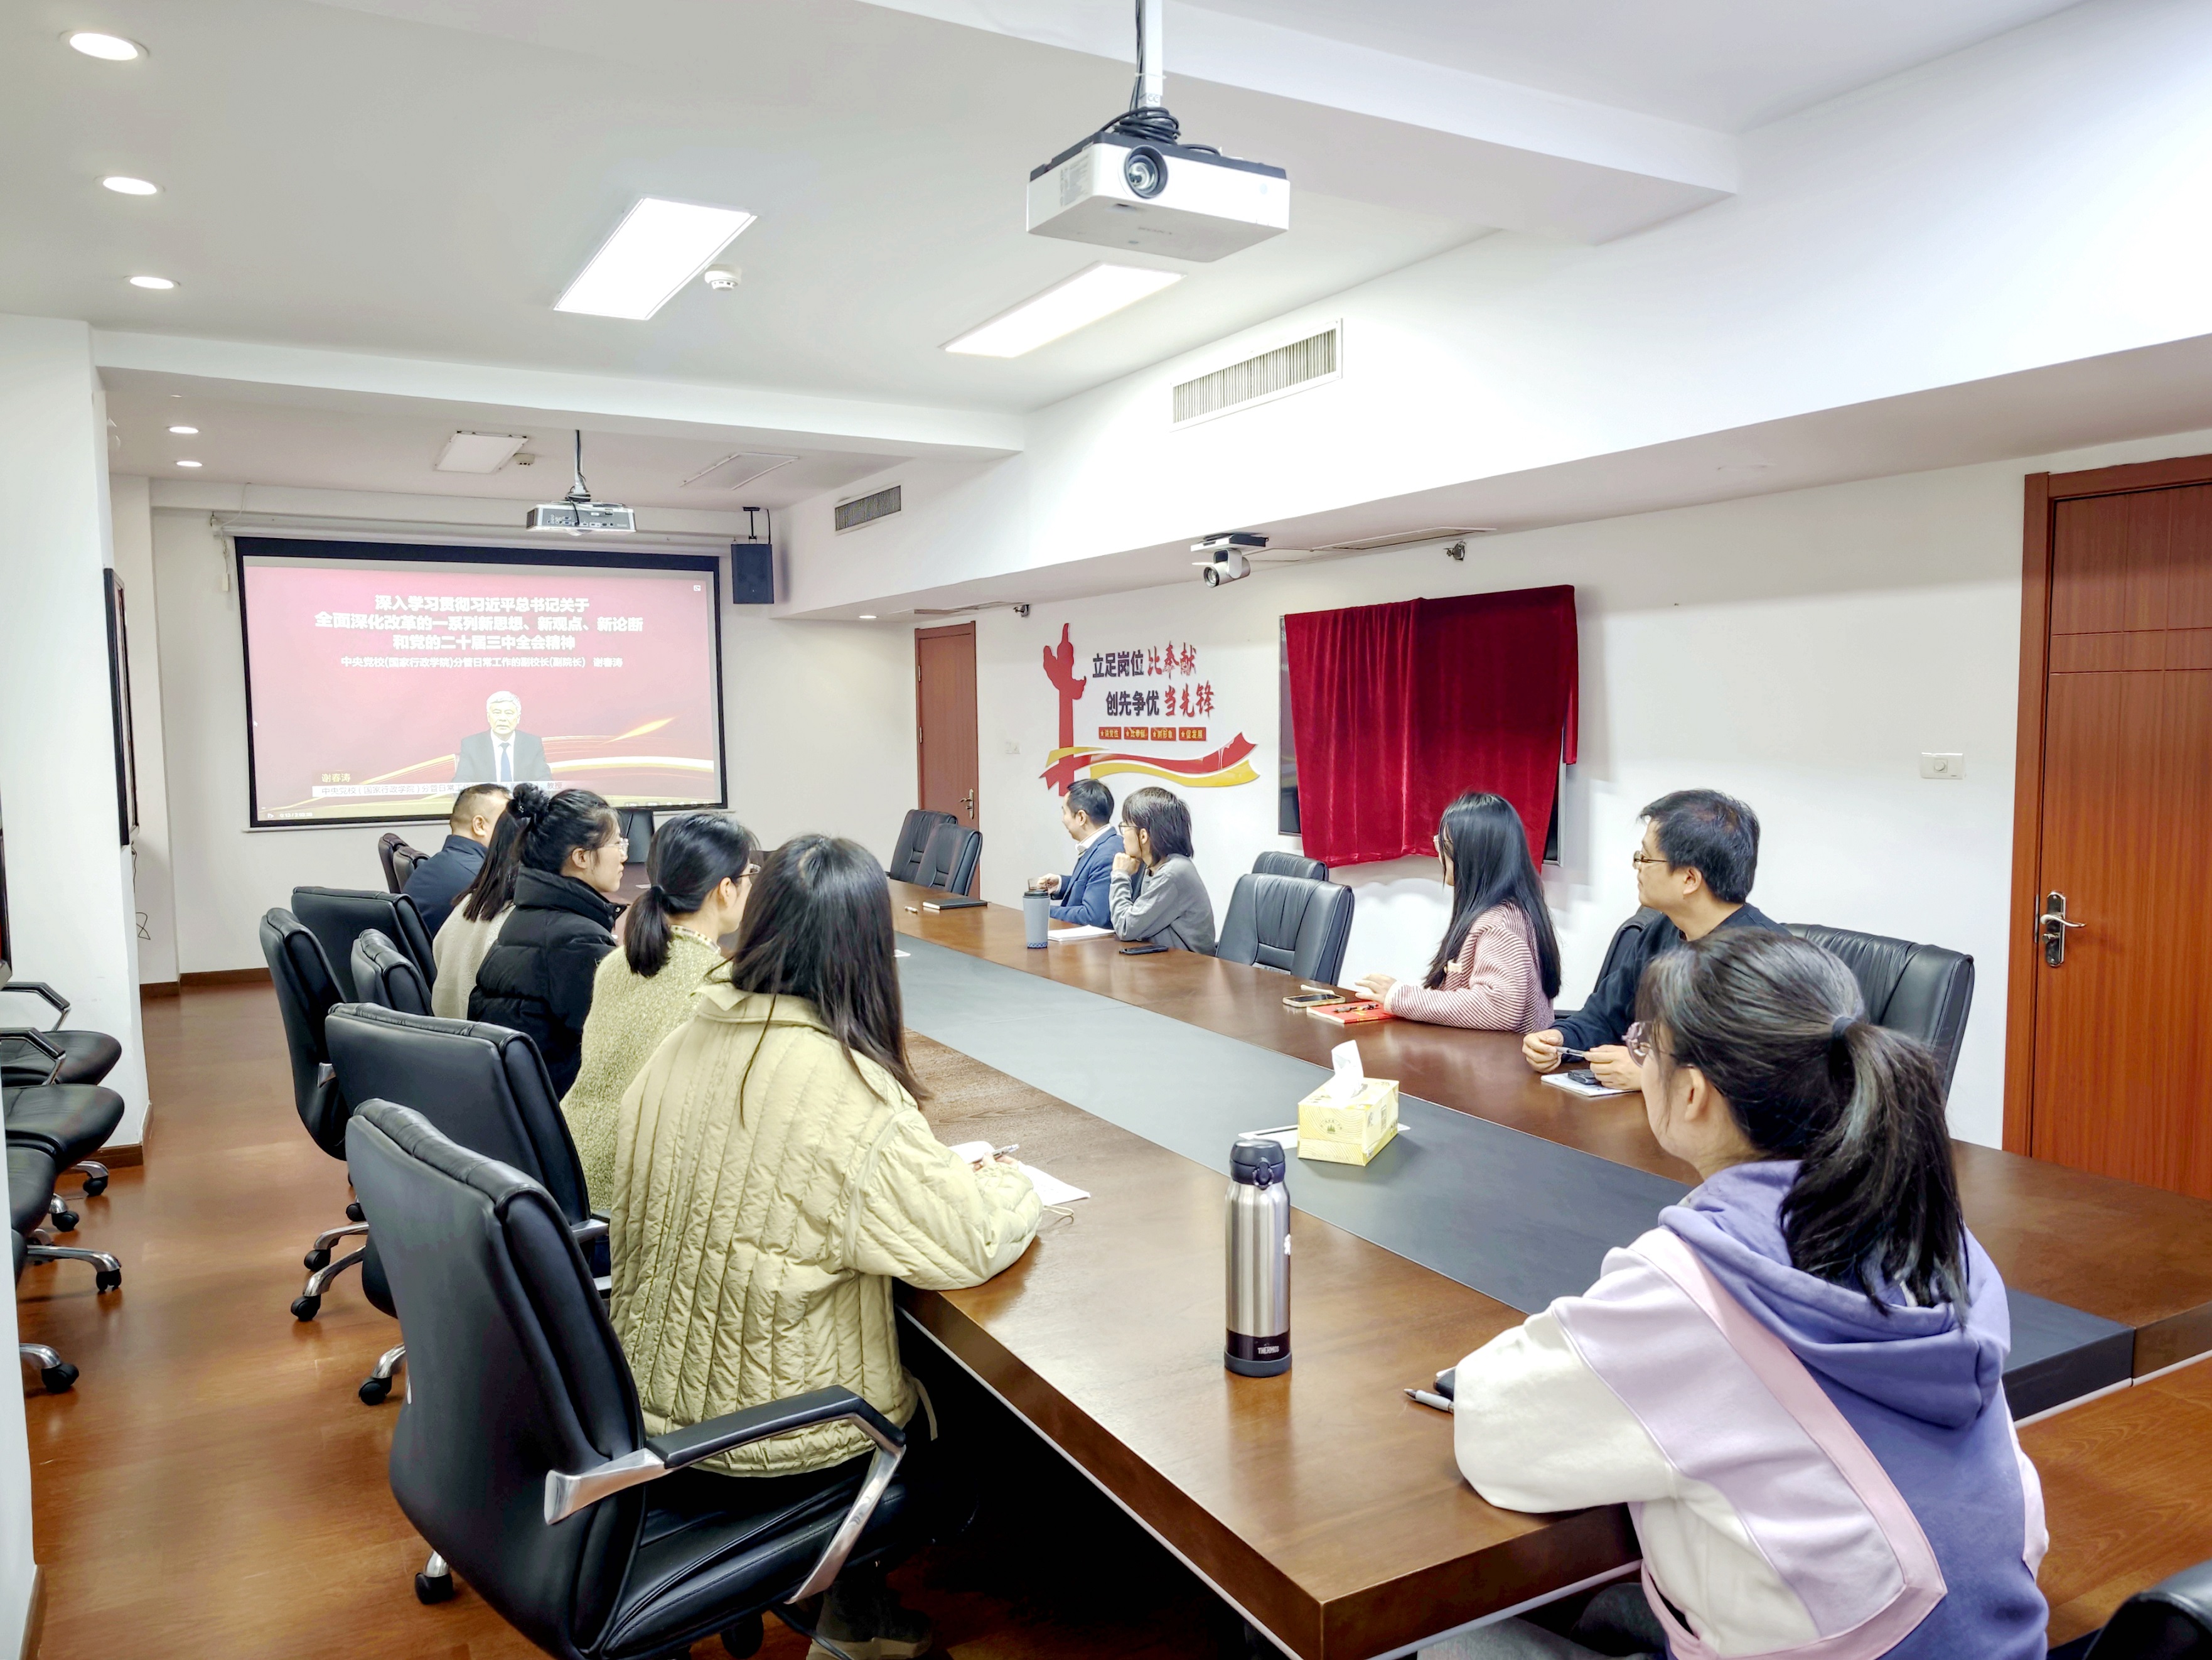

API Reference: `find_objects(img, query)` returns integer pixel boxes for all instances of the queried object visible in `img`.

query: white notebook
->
[1540,1070,1636,1099]
[1048,924,1114,942]
[947,1143,1090,1204]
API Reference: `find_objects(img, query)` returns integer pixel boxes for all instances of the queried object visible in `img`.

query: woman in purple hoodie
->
[1434,930,2048,1660]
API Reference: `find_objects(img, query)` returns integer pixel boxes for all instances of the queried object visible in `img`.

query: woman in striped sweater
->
[1355,790,1559,1032]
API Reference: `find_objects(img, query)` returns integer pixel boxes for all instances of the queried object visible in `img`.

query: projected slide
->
[238,539,725,826]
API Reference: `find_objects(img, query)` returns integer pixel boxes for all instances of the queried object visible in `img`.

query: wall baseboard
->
[178,967,271,988]
[90,1144,144,1169]
[138,981,180,1000]
[21,1563,44,1660]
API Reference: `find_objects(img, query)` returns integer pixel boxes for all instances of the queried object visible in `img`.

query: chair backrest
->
[1788,924,1974,1093]
[377,832,421,895]
[1554,907,1663,1025]
[290,887,436,1002]
[2085,1555,2212,1657]
[1216,873,1356,984]
[616,807,655,863]
[1253,850,1328,882]
[916,822,981,895]
[891,809,955,883]
[346,1101,645,1656]
[257,908,351,1158]
[350,929,434,1017]
[326,1003,593,1222]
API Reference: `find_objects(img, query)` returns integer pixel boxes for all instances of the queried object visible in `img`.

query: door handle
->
[962,789,976,822]
[2039,891,2084,966]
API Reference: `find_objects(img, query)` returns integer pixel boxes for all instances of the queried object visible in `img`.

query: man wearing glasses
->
[1523,789,1784,1089]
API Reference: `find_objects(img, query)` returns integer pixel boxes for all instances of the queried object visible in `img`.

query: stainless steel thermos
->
[1225,1135,1291,1376]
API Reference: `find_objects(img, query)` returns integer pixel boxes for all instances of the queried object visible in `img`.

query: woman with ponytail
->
[429,795,530,1018]
[468,784,626,1093]
[1432,930,2046,1660]
[559,812,757,1199]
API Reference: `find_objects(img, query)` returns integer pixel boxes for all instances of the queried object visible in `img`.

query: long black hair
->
[1636,930,1965,1311]
[456,783,615,921]
[724,834,922,1103]
[1425,791,1560,998]
[625,812,758,977]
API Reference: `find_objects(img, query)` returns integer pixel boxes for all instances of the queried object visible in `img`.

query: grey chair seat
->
[7,1146,56,1236]
[4,1084,124,1169]
[1,1029,122,1091]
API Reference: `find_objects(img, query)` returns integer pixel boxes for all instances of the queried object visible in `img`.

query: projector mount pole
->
[565,428,591,508]
[1134,0,1164,116]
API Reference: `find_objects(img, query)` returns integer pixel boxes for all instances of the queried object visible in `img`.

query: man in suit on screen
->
[453,690,553,785]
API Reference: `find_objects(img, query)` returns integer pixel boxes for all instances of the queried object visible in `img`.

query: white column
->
[0,314,150,1144]
[108,474,178,992]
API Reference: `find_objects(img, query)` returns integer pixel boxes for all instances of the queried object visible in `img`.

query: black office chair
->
[1554,907,1663,1027]
[290,887,436,1004]
[350,930,433,1017]
[2066,1556,2212,1657]
[259,908,368,1320]
[347,1098,919,1642]
[1788,924,1973,1092]
[916,822,981,896]
[11,1152,77,1394]
[890,810,955,885]
[377,833,425,895]
[0,962,124,1092]
[1252,851,1328,881]
[5,1081,126,1227]
[616,807,656,863]
[1216,873,1355,984]
[8,1131,119,1302]
[325,1003,604,1404]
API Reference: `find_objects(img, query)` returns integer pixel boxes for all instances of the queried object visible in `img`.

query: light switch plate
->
[1920,752,1964,780]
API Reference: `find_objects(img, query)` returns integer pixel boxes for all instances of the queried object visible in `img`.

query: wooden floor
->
[14,982,2212,1654]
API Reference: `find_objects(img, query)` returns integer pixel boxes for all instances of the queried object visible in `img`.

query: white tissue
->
[1323,1038,1365,1101]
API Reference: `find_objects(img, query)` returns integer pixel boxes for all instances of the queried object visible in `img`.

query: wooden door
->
[2012,464,2212,1197]
[916,622,979,840]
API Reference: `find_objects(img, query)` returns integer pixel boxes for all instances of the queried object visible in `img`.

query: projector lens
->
[1124,146,1167,200]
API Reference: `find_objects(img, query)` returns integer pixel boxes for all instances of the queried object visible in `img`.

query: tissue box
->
[1296,1077,1400,1167]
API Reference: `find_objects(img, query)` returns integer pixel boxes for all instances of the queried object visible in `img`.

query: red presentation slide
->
[239,542,725,826]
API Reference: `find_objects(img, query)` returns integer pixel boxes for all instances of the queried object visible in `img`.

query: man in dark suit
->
[1029,777,1117,929]
[401,784,510,937]
[453,689,552,785]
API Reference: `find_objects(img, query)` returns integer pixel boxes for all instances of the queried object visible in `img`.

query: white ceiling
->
[1189,0,2088,131]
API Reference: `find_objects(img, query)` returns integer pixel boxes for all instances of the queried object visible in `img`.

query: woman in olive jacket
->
[468,783,626,1094]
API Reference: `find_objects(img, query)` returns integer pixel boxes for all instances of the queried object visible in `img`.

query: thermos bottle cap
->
[1230,1135,1287,1187]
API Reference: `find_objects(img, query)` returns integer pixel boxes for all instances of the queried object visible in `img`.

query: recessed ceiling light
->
[102,175,158,195]
[436,431,530,473]
[858,614,877,620]
[66,30,144,60]
[127,274,174,289]
[168,424,198,434]
[175,459,201,468]
[944,263,1181,357]
[554,198,756,321]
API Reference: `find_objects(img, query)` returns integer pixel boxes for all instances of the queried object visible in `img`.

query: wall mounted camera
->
[1193,531,1265,586]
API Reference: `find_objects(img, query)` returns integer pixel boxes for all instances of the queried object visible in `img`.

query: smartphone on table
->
[1118,942,1169,956]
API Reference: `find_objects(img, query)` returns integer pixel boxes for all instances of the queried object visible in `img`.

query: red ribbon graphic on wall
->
[1039,623,1257,794]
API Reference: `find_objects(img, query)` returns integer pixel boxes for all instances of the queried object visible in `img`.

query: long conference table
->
[879,881,2212,1659]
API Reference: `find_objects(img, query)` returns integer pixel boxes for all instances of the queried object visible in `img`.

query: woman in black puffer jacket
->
[469,784,627,1092]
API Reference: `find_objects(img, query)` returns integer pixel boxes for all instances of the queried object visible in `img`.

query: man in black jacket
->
[400,784,509,938]
[1524,789,1785,1089]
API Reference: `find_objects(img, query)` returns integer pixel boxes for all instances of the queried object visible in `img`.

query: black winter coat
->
[469,866,621,1093]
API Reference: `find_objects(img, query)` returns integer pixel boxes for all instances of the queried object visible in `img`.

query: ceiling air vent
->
[834,483,903,534]
[1173,323,1340,427]
[682,451,798,491]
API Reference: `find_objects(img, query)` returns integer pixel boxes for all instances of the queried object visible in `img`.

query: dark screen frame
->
[235,536,729,831]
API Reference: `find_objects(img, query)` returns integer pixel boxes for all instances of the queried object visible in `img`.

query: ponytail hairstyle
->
[457,787,534,923]
[623,811,759,977]
[724,835,923,1103]
[512,784,620,879]
[1635,930,1965,1311]
[1426,790,1561,998]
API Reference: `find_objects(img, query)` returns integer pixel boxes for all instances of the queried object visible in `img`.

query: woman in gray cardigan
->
[1108,786,1216,955]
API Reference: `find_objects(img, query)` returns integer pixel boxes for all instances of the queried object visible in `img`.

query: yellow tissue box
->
[1296,1077,1400,1167]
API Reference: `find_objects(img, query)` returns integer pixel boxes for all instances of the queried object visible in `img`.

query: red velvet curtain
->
[1284,585,1577,867]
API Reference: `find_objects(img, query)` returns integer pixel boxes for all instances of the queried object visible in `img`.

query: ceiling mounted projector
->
[1028,0,1287,263]
[1193,530,1265,586]
[527,430,635,534]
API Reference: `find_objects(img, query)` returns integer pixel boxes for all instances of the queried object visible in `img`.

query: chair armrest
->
[0,1029,67,1088]
[571,1216,609,1247]
[0,982,69,1029]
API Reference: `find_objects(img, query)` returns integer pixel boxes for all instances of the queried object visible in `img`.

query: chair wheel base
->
[303,1248,331,1271]
[359,1375,392,1405]
[291,1295,320,1322]
[720,1613,764,1657]
[414,1571,454,1605]
[39,1364,77,1394]
[94,1269,121,1293]
[346,1200,365,1223]
[51,1210,77,1234]
[80,1175,107,1198]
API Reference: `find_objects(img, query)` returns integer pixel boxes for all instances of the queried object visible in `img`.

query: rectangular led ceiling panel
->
[554,198,755,321]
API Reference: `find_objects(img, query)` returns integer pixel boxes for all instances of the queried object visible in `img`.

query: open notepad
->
[1047,925,1114,942]
[947,1143,1090,1205]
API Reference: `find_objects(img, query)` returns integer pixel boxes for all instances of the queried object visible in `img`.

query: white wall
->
[960,423,2212,1151]
[145,499,915,971]
[785,0,2212,614]
[109,474,179,989]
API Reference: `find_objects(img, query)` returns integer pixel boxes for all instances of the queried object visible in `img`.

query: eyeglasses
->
[1629,851,1668,870]
[1624,1021,1655,1064]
